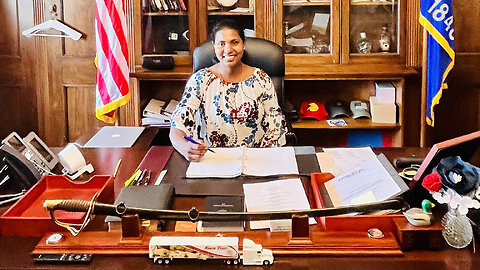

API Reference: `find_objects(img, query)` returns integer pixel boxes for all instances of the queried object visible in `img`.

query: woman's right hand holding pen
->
[184,138,208,162]
[169,128,208,162]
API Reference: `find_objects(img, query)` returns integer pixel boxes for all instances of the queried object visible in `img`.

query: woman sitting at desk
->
[170,19,287,161]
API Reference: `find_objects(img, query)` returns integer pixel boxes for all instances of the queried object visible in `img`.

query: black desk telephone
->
[0,132,58,190]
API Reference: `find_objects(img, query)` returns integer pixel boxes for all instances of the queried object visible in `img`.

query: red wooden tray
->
[0,175,113,237]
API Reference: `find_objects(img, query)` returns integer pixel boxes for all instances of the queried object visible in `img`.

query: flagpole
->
[114,108,119,126]
[420,28,428,147]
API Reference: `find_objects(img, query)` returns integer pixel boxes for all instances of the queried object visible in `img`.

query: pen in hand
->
[183,136,215,153]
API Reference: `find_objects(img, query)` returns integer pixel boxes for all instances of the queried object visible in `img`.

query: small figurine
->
[379,25,391,52]
[403,199,435,226]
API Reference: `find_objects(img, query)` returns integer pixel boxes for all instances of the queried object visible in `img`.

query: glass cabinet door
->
[342,0,404,64]
[140,0,196,57]
[198,0,256,43]
[282,0,340,64]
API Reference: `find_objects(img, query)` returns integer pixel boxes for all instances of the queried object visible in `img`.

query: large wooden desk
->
[1,142,479,269]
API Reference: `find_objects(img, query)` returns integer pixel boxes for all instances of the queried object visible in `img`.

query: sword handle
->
[43,199,91,212]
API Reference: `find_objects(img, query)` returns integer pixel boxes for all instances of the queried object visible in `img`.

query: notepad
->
[186,147,299,178]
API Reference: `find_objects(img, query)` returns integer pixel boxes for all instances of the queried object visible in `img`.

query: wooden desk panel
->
[2,146,478,269]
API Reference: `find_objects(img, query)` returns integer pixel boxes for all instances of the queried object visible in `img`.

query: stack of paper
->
[141,98,178,127]
[324,154,409,207]
[243,179,315,230]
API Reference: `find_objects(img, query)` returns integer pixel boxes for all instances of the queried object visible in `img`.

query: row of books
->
[149,0,187,12]
[141,98,179,127]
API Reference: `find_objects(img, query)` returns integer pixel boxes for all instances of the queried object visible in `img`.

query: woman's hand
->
[184,139,208,162]
[169,128,208,162]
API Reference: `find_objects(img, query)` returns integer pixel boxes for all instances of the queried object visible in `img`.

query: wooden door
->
[36,0,105,146]
[0,1,39,140]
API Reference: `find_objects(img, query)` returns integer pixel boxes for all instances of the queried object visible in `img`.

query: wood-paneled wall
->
[0,0,38,140]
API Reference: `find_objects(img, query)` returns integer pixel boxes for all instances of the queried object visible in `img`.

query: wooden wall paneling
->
[403,75,422,146]
[187,0,198,55]
[197,0,207,43]
[0,0,39,140]
[258,0,274,41]
[126,0,140,68]
[33,0,49,142]
[66,85,100,141]
[119,77,140,126]
[453,0,480,52]
[431,54,480,143]
[41,0,68,146]
[272,0,282,44]
[428,0,480,144]
[406,0,422,67]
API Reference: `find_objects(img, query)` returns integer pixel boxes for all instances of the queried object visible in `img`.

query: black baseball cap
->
[327,101,349,118]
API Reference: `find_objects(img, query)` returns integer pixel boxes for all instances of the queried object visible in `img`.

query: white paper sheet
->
[186,147,243,178]
[243,147,298,176]
[324,157,402,207]
[243,179,315,230]
[322,147,377,175]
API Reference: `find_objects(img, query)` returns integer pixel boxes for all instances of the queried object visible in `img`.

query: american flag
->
[95,0,130,123]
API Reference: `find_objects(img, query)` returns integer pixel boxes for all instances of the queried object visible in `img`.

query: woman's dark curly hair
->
[210,19,245,42]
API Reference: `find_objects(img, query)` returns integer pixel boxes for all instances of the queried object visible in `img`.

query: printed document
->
[321,147,377,176]
[243,178,315,230]
[186,147,298,178]
[324,155,405,207]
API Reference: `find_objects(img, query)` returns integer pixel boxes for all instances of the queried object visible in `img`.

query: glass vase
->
[355,32,372,54]
[441,205,473,249]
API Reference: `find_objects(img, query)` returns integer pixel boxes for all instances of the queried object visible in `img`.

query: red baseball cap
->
[299,101,328,121]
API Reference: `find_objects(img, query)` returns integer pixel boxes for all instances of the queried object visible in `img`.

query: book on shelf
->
[142,98,177,126]
[198,196,244,232]
[143,98,165,117]
[159,0,169,11]
[186,146,299,178]
[141,117,171,127]
[177,0,187,11]
[161,99,179,116]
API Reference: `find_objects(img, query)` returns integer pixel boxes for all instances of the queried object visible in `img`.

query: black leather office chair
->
[192,37,297,145]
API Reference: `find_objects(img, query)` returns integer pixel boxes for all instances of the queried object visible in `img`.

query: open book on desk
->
[186,146,299,178]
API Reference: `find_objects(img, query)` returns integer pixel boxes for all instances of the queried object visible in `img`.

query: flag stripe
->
[419,15,455,60]
[95,3,129,96]
[100,0,129,75]
[96,63,112,104]
[419,0,455,127]
[96,22,123,103]
[95,0,130,123]
[107,0,129,59]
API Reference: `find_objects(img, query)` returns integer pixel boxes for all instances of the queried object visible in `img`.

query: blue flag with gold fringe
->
[419,0,455,126]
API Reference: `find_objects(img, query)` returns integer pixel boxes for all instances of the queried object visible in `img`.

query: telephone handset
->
[0,144,41,189]
[0,132,58,189]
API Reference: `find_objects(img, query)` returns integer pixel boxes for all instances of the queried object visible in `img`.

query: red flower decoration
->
[422,172,443,192]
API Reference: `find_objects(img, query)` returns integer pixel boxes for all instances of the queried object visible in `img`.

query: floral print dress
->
[171,68,286,147]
